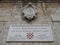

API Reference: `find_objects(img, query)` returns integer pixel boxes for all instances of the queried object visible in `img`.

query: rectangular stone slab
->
[51,15,60,21]
[7,24,53,42]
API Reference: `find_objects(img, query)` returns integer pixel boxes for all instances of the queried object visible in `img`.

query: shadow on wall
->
[0,0,60,3]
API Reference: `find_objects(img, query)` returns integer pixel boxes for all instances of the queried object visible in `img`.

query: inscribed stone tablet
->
[7,24,53,42]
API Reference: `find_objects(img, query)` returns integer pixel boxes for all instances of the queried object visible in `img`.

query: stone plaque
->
[7,24,53,42]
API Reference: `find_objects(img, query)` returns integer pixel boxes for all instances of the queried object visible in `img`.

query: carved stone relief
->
[21,2,38,22]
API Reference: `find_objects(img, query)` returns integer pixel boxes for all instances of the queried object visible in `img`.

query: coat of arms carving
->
[21,2,38,22]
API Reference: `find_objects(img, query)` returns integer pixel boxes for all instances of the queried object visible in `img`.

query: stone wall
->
[0,3,60,45]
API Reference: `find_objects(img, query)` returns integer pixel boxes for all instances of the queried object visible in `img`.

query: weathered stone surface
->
[51,9,60,21]
[51,15,60,21]
[0,3,60,45]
